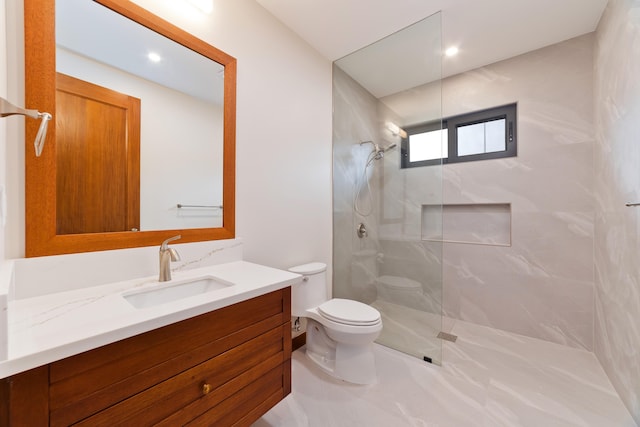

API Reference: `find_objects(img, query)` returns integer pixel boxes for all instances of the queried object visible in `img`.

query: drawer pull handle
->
[202,383,212,395]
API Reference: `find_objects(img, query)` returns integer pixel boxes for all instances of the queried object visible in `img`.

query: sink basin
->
[123,276,234,309]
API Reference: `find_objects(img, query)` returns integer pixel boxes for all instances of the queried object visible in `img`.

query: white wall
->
[0,1,7,263]
[2,1,333,277]
[594,0,640,423]
[4,0,24,261]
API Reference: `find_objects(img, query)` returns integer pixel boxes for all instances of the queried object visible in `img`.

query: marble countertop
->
[1,261,301,379]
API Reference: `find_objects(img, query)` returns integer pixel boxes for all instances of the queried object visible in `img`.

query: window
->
[401,103,517,168]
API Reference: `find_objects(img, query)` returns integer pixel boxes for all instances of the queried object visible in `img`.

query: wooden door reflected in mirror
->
[56,73,141,235]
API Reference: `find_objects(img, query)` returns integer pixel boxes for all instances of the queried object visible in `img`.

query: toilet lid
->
[317,299,381,326]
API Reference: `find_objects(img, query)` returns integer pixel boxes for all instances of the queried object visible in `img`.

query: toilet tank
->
[289,262,327,317]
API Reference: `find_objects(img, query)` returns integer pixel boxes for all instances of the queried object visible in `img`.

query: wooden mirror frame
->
[24,0,236,257]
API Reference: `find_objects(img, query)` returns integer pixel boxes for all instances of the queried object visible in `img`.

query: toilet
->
[289,262,382,385]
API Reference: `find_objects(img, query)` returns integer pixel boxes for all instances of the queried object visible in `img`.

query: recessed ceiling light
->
[147,52,162,63]
[445,46,459,57]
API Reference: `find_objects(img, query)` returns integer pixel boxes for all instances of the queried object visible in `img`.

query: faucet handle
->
[160,235,181,250]
[168,247,181,262]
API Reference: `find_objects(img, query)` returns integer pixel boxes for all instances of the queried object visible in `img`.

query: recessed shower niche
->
[422,203,511,246]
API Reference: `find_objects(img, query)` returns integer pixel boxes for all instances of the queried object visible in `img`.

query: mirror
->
[24,0,236,256]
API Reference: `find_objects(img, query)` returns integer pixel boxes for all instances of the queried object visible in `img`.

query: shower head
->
[373,142,397,160]
[359,140,397,161]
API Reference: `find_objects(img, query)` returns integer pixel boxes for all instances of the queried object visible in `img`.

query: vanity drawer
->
[74,325,289,426]
[45,288,291,426]
[50,288,288,385]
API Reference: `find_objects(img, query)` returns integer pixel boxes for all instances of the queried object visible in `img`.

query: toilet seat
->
[317,299,381,326]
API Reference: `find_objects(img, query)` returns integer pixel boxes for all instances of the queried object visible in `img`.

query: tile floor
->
[253,319,636,427]
[372,299,443,365]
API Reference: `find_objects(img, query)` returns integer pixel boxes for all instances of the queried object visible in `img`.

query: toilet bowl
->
[290,262,382,385]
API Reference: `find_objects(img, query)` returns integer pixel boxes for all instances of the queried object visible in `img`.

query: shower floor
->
[253,319,636,427]
[371,299,444,365]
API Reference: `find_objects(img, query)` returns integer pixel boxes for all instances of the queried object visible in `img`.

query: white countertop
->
[1,261,301,379]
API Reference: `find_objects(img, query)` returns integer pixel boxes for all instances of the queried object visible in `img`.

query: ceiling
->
[255,0,608,79]
[57,0,224,105]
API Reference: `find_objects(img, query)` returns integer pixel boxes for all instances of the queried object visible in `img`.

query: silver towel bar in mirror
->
[176,204,223,209]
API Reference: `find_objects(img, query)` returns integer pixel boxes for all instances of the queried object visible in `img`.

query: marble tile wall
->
[332,66,446,300]
[593,0,640,423]
[439,34,596,350]
[332,65,383,303]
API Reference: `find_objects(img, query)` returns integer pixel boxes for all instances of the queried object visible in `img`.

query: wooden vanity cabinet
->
[1,288,292,426]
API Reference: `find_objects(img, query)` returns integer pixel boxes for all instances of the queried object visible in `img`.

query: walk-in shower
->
[332,13,444,364]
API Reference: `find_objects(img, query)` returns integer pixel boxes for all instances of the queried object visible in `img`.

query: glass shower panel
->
[332,13,444,365]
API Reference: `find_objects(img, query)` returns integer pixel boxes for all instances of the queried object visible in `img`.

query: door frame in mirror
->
[25,0,236,257]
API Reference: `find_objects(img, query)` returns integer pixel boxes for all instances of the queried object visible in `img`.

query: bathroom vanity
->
[0,261,299,426]
[5,0,299,421]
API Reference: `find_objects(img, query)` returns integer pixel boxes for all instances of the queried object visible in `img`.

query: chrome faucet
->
[159,235,181,282]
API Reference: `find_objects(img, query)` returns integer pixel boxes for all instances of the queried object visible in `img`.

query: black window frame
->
[401,103,517,168]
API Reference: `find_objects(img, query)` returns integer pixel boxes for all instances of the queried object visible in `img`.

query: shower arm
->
[0,96,52,157]
[360,140,397,159]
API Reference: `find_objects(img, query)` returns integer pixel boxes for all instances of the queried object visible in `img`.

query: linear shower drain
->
[437,331,458,343]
